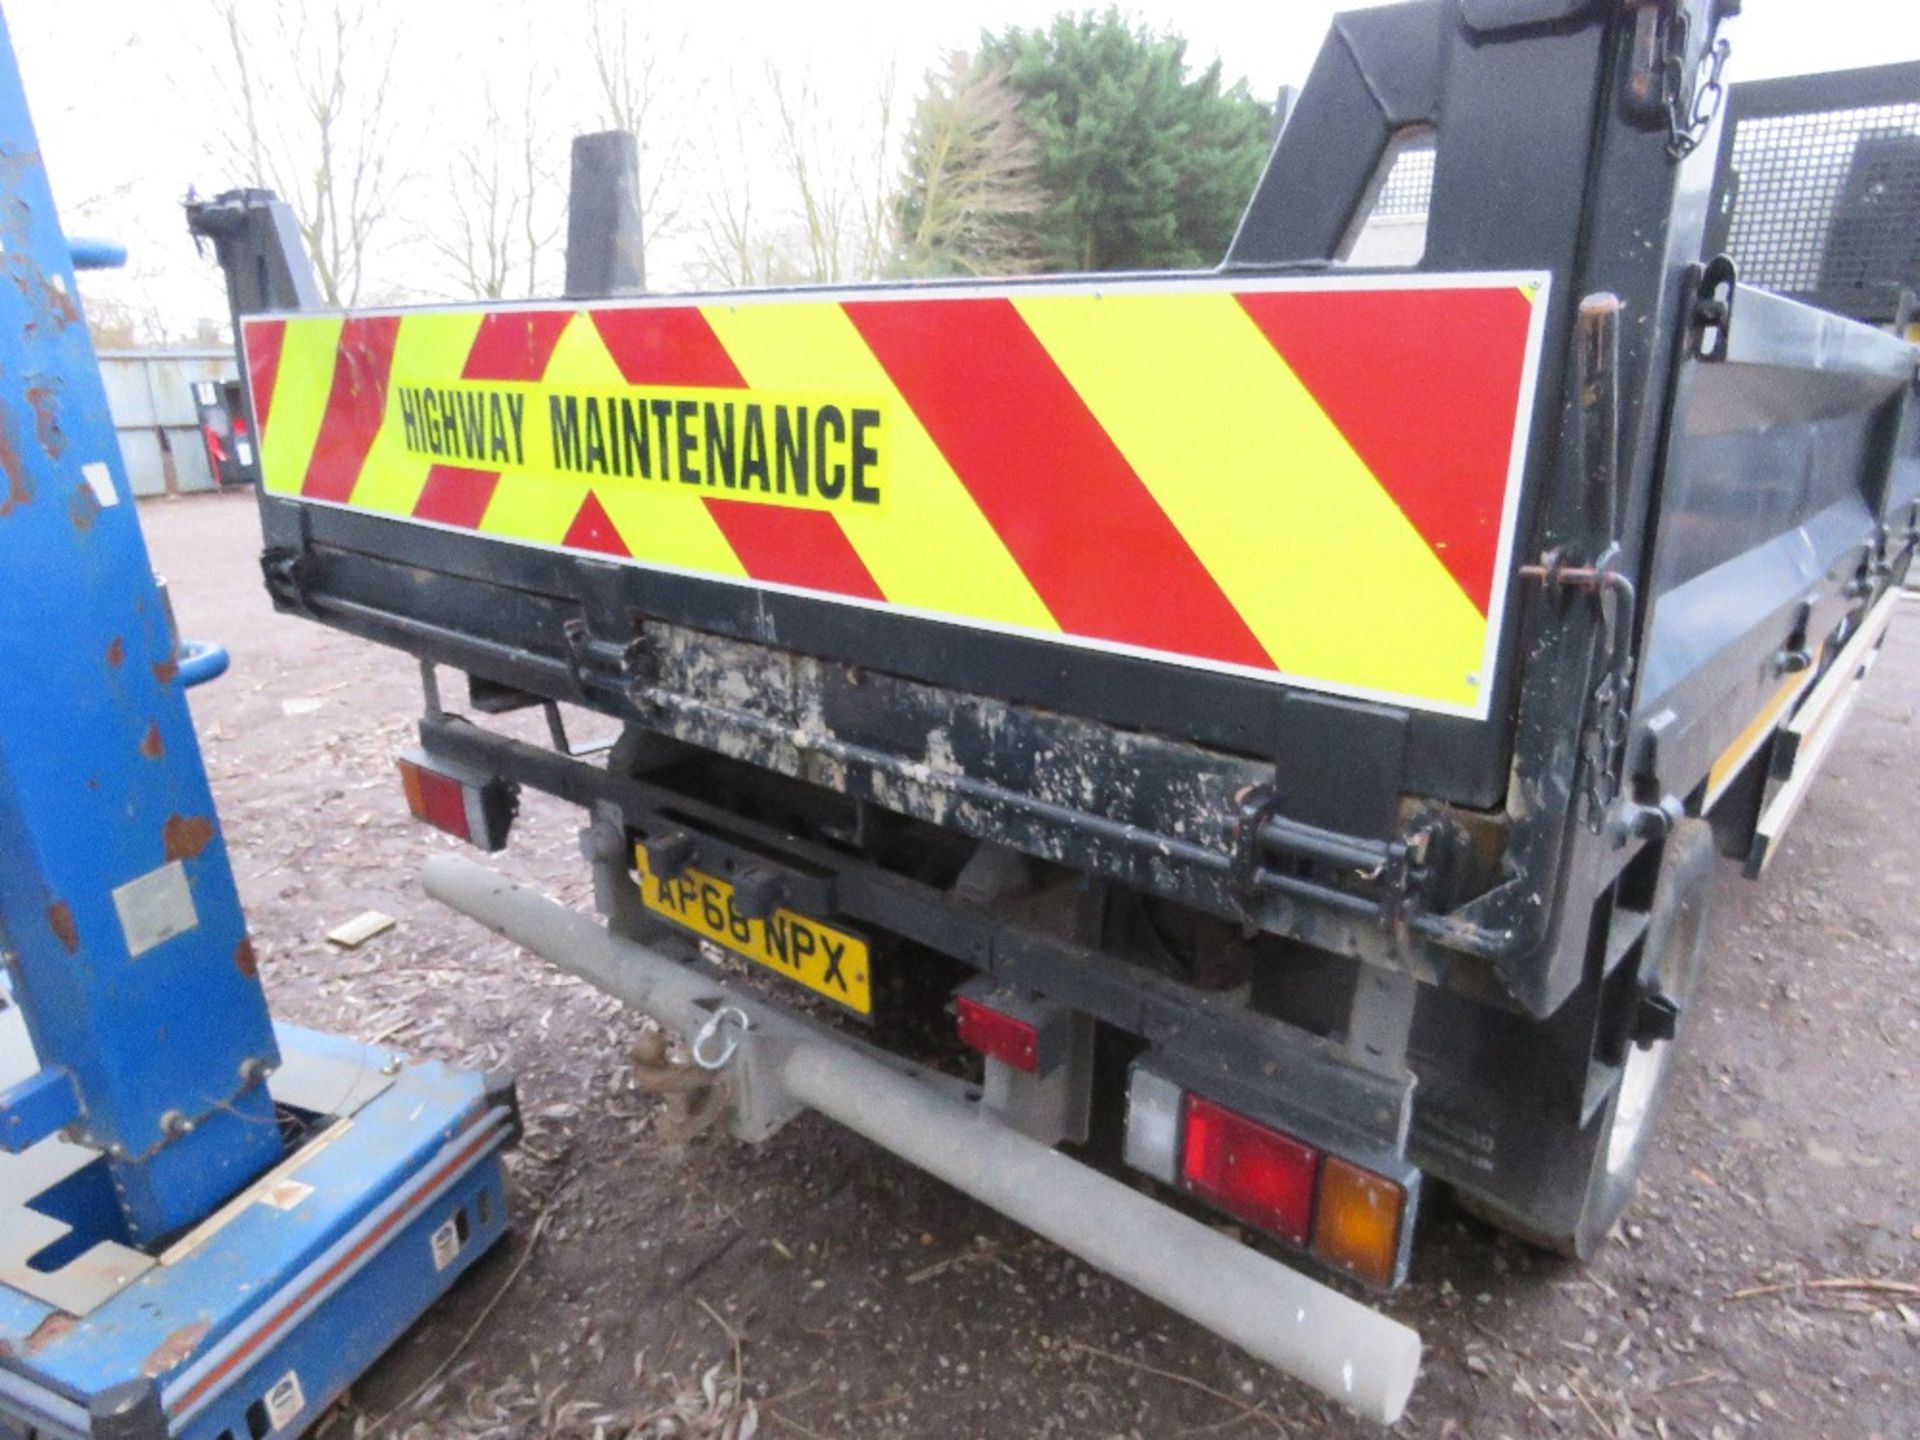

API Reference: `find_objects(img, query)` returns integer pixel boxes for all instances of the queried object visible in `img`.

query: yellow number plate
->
[634,848,871,1015]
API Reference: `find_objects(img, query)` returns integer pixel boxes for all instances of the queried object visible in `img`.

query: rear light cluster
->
[1126,1068,1413,1288]
[396,750,517,852]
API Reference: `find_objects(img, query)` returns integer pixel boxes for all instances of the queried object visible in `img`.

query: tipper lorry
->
[189,0,1919,1421]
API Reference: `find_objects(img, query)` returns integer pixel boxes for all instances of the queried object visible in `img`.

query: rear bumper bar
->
[424,854,1422,1425]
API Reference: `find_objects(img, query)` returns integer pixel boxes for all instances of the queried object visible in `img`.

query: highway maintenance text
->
[395,383,885,507]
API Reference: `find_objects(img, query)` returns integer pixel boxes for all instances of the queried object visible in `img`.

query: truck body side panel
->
[1637,286,1919,817]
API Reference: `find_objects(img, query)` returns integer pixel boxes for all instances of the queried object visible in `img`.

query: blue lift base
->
[0,1001,515,1440]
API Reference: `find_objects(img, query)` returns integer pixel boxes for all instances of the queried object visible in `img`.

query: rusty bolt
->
[159,1110,193,1139]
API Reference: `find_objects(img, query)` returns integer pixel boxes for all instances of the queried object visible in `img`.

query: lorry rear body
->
[191,0,1919,1420]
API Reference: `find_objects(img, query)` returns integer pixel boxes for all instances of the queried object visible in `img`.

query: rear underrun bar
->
[423,853,1423,1425]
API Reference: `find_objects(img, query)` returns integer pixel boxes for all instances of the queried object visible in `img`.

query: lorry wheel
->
[1458,819,1715,1259]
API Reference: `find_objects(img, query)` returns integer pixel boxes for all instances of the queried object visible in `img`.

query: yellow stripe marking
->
[478,314,744,571]
[257,316,344,497]
[1706,665,1815,803]
[700,301,1056,630]
[350,311,484,515]
[1016,290,1487,708]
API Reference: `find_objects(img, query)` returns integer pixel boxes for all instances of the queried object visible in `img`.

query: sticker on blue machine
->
[430,1215,463,1271]
[264,1370,305,1431]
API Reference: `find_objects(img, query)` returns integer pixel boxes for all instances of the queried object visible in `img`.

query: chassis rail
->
[417,708,1416,1163]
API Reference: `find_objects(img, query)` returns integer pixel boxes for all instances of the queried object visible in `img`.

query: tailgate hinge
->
[1689,255,1738,362]
[260,545,318,616]
[563,617,659,703]
[1231,785,1446,952]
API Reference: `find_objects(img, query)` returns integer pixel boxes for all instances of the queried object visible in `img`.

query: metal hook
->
[691,1005,751,1071]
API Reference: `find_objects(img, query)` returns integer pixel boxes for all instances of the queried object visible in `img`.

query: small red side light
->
[1180,1095,1320,1246]
[397,756,472,841]
[955,994,1040,1072]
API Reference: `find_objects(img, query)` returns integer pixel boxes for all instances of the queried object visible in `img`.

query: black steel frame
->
[1704,59,1920,326]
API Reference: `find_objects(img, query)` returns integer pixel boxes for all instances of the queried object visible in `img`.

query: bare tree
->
[895,55,1046,278]
[769,71,848,284]
[861,65,901,279]
[689,81,791,289]
[584,0,688,250]
[692,63,900,289]
[519,68,557,297]
[213,0,400,306]
[693,189,787,289]
[430,89,516,300]
[425,66,562,300]
[83,274,171,350]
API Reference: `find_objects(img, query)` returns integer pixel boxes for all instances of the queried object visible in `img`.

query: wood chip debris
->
[326,910,397,949]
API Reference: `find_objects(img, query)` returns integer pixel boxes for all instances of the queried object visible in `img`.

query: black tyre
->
[1458,819,1715,1259]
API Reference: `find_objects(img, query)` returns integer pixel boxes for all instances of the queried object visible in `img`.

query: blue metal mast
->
[0,8,282,1242]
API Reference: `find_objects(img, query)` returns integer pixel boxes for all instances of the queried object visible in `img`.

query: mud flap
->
[1448,819,1715,1257]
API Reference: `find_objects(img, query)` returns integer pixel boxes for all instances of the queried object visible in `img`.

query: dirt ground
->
[142,491,1918,1440]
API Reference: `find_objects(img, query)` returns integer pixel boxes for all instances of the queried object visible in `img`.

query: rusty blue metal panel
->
[0,1019,515,1440]
[0,1062,78,1152]
[0,36,515,1435]
[0,8,281,1242]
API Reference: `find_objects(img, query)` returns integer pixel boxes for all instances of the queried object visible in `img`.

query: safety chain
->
[1660,6,1732,161]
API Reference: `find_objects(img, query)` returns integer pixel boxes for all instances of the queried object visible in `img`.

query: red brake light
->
[955,994,1040,1072]
[1180,1095,1320,1246]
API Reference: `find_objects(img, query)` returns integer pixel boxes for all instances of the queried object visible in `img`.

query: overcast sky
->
[9,0,1918,340]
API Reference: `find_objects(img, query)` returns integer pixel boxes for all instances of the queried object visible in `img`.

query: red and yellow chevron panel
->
[243,273,1549,717]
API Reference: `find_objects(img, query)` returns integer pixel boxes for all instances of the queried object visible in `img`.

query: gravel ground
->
[144,491,1918,1439]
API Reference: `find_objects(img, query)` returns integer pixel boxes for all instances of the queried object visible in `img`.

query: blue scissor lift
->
[0,12,515,1438]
